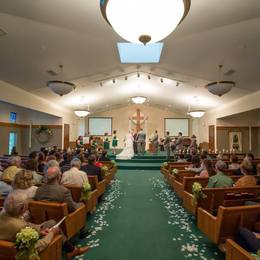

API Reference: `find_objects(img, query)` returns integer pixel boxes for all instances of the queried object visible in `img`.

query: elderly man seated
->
[207,160,234,188]
[1,156,21,181]
[0,190,89,259]
[35,166,81,213]
[61,158,89,187]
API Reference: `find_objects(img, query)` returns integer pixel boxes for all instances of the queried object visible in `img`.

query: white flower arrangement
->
[81,181,92,201]
[15,227,40,260]
[163,162,168,168]
[172,168,179,175]
[192,182,207,205]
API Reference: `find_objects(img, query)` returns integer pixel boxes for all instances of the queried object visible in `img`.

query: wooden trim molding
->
[0,122,62,129]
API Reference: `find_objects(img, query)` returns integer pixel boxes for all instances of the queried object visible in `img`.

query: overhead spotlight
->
[148,75,151,80]
[112,79,116,84]
[100,82,103,87]
[160,78,164,83]
[125,75,128,80]
[176,82,179,87]
[137,72,140,78]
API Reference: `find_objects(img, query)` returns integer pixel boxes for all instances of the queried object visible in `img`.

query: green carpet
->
[72,170,224,260]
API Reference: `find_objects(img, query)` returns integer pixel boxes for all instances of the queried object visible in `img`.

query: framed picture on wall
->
[229,131,242,152]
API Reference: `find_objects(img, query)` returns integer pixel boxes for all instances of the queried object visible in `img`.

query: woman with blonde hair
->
[12,169,38,199]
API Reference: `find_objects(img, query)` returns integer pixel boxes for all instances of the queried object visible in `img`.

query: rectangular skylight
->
[117,42,164,63]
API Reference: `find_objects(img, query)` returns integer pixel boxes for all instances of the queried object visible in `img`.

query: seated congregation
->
[0,147,116,260]
[161,151,260,259]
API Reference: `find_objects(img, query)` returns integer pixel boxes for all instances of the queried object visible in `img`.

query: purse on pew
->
[0,235,63,260]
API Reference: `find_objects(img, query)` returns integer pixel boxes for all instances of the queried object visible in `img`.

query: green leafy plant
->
[15,227,40,260]
[172,168,179,176]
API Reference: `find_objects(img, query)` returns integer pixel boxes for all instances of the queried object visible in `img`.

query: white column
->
[128,118,132,131]
[249,125,252,152]
[29,121,32,150]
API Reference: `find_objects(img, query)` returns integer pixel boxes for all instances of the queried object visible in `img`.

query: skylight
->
[117,42,164,63]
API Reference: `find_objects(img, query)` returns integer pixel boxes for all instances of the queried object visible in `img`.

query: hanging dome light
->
[188,110,205,118]
[74,110,90,117]
[131,96,147,104]
[100,0,191,44]
[206,65,235,97]
[47,65,76,96]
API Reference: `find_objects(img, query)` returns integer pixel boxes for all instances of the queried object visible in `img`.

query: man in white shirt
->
[61,158,88,187]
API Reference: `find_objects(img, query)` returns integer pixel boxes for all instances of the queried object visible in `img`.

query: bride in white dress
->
[116,130,134,160]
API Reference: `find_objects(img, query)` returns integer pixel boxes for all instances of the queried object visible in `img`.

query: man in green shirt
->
[207,160,234,188]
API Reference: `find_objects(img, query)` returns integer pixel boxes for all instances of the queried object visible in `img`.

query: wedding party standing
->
[164,131,171,160]
[116,130,134,160]
[112,130,118,154]
[151,130,159,154]
[136,128,146,156]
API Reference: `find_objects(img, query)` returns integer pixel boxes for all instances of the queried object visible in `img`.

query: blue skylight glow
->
[117,42,164,63]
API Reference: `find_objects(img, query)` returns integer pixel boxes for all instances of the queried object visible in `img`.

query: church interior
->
[0,1,260,259]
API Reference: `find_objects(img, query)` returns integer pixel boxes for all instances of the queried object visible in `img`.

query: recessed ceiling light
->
[160,78,164,83]
[112,79,116,84]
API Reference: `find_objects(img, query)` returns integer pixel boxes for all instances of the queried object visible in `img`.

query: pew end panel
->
[0,235,63,260]
[225,239,255,260]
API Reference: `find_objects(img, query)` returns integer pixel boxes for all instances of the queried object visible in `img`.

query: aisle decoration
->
[163,162,168,169]
[151,177,221,259]
[192,182,207,205]
[80,181,92,201]
[78,179,123,249]
[172,168,179,176]
[111,160,116,166]
[15,227,40,260]
[101,166,109,176]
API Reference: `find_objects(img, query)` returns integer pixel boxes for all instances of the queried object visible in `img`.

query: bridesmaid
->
[103,132,110,150]
[112,130,118,154]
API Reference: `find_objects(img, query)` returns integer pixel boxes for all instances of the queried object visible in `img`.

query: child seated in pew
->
[177,153,187,163]
[207,160,234,188]
[234,161,257,188]
[197,159,215,178]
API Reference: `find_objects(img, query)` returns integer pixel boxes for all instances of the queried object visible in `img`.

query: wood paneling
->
[209,125,215,151]
[63,124,70,149]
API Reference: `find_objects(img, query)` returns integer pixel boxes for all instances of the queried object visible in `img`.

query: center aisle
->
[76,169,224,260]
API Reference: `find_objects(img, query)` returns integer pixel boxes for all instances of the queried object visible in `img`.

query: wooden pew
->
[0,235,63,260]
[182,177,260,215]
[88,176,106,199]
[225,239,255,260]
[64,185,97,214]
[29,201,86,240]
[197,205,260,245]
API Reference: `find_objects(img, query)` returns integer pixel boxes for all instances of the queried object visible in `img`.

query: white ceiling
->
[0,0,260,114]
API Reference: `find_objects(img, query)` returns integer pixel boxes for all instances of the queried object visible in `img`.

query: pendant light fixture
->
[47,65,76,96]
[206,65,235,97]
[131,96,147,104]
[100,0,191,44]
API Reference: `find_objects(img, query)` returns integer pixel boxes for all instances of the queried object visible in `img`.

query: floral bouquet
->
[172,168,179,176]
[102,166,109,173]
[163,162,168,168]
[15,227,40,260]
[192,182,207,205]
[111,160,116,166]
[80,181,92,201]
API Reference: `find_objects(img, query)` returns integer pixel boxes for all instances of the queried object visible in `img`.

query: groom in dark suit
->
[133,129,138,154]
[136,128,146,156]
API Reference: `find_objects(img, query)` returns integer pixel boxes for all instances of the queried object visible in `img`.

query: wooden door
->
[63,124,70,149]
[209,125,215,151]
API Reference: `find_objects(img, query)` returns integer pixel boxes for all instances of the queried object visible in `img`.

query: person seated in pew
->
[60,153,73,173]
[25,159,43,184]
[81,154,104,182]
[185,147,197,162]
[1,156,22,182]
[207,160,234,188]
[234,161,257,188]
[198,159,215,178]
[186,155,204,174]
[228,154,240,170]
[37,152,47,173]
[0,180,12,196]
[177,153,187,163]
[0,190,90,259]
[234,155,257,176]
[61,158,89,187]
[200,150,212,160]
[12,169,38,199]
[235,226,260,256]
[99,150,111,162]
[35,167,82,213]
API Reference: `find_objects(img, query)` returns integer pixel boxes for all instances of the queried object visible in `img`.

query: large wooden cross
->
[132,108,145,132]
